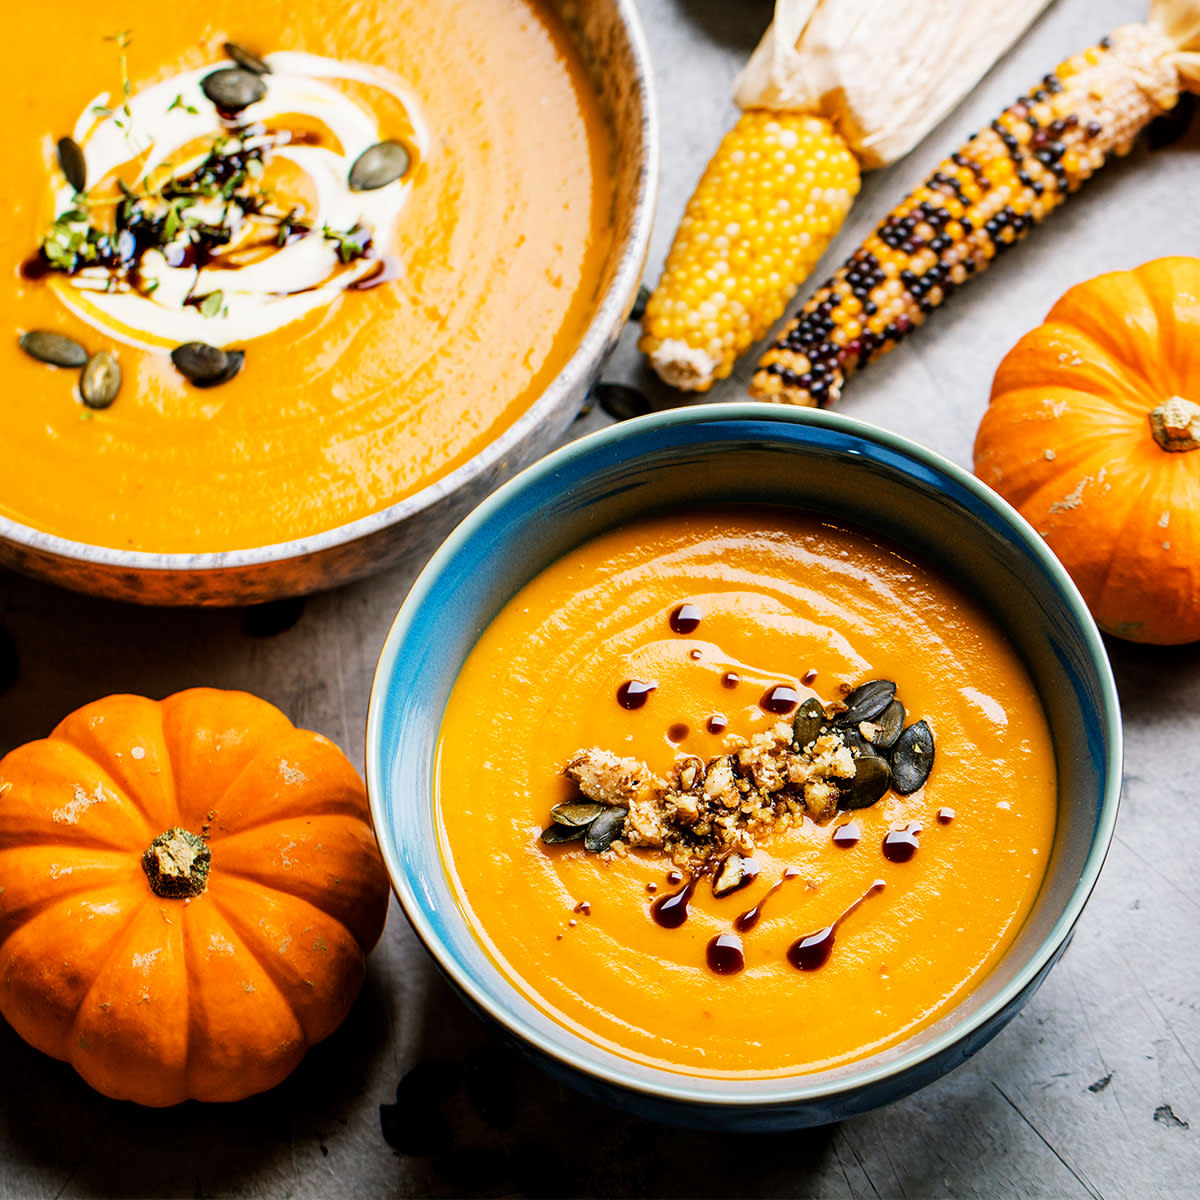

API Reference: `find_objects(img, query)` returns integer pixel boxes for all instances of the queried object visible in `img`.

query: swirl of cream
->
[51,51,429,350]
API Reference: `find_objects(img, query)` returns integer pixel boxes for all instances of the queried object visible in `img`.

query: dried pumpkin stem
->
[1148,396,1200,452]
[142,827,211,899]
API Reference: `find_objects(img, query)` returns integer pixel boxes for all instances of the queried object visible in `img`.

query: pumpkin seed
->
[56,137,87,193]
[584,806,627,852]
[842,727,878,758]
[57,136,87,193]
[223,41,271,75]
[348,140,411,191]
[171,342,245,388]
[839,754,891,810]
[711,853,754,898]
[80,351,120,408]
[791,697,824,749]
[833,679,896,728]
[891,720,935,795]
[19,330,87,368]
[200,67,267,114]
[595,382,650,422]
[869,698,905,750]
[541,823,586,845]
[629,283,650,323]
[549,800,606,828]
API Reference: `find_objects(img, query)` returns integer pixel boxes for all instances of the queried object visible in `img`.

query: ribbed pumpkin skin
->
[0,689,390,1105]
[975,257,1200,644]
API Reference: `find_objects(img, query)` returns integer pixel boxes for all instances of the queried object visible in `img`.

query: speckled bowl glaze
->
[0,0,657,606]
[366,403,1122,1131]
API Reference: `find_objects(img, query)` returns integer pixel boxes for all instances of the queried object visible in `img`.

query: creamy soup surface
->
[436,510,1058,1077]
[2,0,614,550]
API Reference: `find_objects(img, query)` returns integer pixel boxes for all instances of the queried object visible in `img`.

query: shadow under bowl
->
[366,402,1122,1130]
[0,0,657,606]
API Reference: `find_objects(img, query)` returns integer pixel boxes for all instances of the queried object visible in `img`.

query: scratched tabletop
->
[1,1,1197,1196]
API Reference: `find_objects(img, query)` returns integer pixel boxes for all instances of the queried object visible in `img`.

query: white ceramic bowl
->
[0,0,657,605]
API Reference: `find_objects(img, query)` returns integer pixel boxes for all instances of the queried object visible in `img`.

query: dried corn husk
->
[734,0,1053,168]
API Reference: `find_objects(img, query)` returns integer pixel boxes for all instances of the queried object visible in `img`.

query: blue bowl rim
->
[365,400,1123,1110]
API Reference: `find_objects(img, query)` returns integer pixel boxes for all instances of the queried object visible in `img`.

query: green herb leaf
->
[167,93,199,116]
[199,290,224,319]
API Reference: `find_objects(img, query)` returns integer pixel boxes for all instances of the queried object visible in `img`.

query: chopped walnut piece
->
[564,748,661,806]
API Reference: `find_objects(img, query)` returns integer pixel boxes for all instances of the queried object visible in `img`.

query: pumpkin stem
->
[1149,397,1200,452]
[142,827,211,899]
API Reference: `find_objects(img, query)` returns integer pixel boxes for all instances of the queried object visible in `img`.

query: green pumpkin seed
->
[891,720,935,795]
[839,754,891,810]
[869,698,905,750]
[541,823,586,845]
[57,137,87,193]
[171,343,245,388]
[549,800,606,828]
[200,68,267,114]
[19,330,87,368]
[80,351,120,409]
[348,141,411,191]
[584,806,627,853]
[223,41,271,75]
[842,727,878,758]
[791,697,824,749]
[833,680,896,728]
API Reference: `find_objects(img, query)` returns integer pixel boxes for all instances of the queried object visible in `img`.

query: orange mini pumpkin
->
[0,688,390,1105]
[976,256,1200,644]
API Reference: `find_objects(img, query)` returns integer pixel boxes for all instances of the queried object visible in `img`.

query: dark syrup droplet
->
[788,925,836,971]
[651,876,697,929]
[882,823,922,863]
[617,679,657,710]
[706,714,728,734]
[670,603,702,634]
[667,722,689,742]
[786,880,885,972]
[689,648,703,661]
[832,821,862,848]
[801,668,818,686]
[706,932,745,975]
[735,867,801,933]
[937,807,956,825]
[760,684,801,715]
[721,672,741,689]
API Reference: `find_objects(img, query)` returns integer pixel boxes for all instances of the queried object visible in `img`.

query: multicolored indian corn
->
[751,26,1186,406]
[638,111,859,392]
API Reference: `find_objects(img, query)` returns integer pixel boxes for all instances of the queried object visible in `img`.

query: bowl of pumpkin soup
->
[366,403,1121,1129]
[0,0,654,604]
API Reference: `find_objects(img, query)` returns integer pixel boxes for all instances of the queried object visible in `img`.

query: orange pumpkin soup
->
[436,510,1057,1077]
[1,0,613,551]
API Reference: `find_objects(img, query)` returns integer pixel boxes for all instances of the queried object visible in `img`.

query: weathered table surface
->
[2,0,1197,1195]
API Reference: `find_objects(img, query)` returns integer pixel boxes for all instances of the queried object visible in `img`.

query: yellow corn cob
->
[751,25,1186,407]
[639,111,859,392]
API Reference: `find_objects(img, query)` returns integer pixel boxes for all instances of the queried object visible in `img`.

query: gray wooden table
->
[1,1,1197,1195]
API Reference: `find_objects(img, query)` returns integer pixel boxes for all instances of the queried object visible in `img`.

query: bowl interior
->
[367,404,1121,1109]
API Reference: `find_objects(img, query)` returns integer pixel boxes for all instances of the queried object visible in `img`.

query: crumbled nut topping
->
[563,721,855,869]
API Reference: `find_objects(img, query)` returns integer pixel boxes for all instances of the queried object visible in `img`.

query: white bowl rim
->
[366,400,1123,1110]
[0,0,658,578]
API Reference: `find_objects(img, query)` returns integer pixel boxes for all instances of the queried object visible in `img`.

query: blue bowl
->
[365,403,1122,1130]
